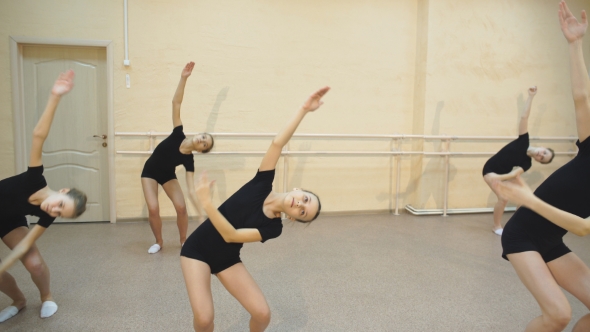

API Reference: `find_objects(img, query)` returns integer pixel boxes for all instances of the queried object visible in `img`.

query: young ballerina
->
[482,86,554,235]
[491,2,590,331]
[180,86,329,332]
[141,62,214,254]
[0,70,87,322]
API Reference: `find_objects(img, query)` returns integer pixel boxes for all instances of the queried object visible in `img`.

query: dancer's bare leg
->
[484,174,510,234]
[0,270,26,310]
[3,227,53,303]
[181,257,214,332]
[217,263,271,332]
[492,197,508,232]
[142,178,163,250]
[547,253,590,332]
[508,251,571,332]
[162,179,188,245]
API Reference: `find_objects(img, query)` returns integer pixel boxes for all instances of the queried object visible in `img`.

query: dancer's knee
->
[193,313,214,331]
[251,306,271,326]
[175,204,187,217]
[147,204,160,217]
[23,255,46,277]
[545,307,572,331]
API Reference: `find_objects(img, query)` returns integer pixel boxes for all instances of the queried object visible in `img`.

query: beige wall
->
[1,0,588,219]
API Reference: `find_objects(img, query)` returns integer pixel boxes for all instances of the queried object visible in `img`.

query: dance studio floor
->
[1,212,589,332]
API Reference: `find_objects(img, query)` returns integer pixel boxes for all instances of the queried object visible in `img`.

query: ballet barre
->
[115,131,578,217]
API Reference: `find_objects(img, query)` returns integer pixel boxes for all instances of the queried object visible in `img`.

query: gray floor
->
[1,212,589,332]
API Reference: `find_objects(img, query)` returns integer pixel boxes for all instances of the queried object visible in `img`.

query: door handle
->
[93,135,107,139]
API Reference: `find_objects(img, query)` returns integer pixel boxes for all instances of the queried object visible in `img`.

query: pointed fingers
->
[64,70,75,83]
[559,9,565,25]
[563,1,575,18]
[316,86,330,97]
[582,10,587,25]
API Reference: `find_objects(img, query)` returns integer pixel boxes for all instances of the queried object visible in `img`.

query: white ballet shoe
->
[0,306,20,323]
[40,301,58,318]
[148,244,161,254]
[493,228,503,236]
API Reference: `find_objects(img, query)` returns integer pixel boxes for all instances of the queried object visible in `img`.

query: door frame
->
[10,36,117,223]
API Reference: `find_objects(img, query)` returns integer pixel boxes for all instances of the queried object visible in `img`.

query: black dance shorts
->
[140,170,177,186]
[181,244,242,275]
[502,228,571,263]
[0,215,29,238]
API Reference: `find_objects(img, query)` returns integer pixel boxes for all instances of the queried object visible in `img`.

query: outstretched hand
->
[51,70,75,96]
[559,0,588,43]
[301,86,330,113]
[491,175,536,208]
[181,62,195,78]
[195,171,215,205]
[528,86,537,96]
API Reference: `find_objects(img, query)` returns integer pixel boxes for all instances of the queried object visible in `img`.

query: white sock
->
[0,306,19,323]
[40,301,58,318]
[148,244,161,254]
[494,228,503,236]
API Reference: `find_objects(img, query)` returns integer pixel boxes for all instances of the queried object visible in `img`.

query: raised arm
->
[195,171,262,243]
[518,86,537,135]
[0,225,46,274]
[185,171,205,222]
[560,1,590,142]
[29,70,75,167]
[172,62,195,128]
[493,175,590,236]
[259,86,330,172]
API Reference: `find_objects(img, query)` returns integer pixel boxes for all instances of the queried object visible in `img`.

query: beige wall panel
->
[2,0,416,219]
[3,0,587,218]
[410,0,590,210]
[113,0,417,218]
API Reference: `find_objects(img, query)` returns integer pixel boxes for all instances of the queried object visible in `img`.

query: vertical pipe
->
[395,138,402,215]
[443,138,450,217]
[389,138,394,214]
[123,0,130,66]
[282,143,289,219]
[149,130,155,151]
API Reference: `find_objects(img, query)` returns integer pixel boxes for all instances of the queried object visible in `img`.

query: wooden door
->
[22,45,109,222]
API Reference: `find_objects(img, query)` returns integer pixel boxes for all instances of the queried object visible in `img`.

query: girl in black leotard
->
[490,2,590,331]
[0,70,87,322]
[140,62,214,254]
[180,86,329,332]
[482,86,555,235]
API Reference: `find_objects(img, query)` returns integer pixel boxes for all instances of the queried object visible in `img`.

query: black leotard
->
[0,166,56,238]
[482,133,532,176]
[141,125,195,185]
[502,138,590,262]
[181,169,283,274]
